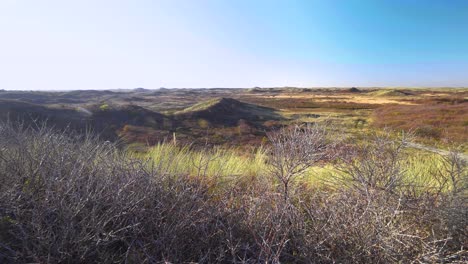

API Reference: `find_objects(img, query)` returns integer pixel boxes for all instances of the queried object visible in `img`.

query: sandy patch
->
[258,94,417,105]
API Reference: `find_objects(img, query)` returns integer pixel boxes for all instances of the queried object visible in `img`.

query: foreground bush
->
[0,122,466,263]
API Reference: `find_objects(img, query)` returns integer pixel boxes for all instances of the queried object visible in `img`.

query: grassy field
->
[139,141,462,194]
[141,142,268,178]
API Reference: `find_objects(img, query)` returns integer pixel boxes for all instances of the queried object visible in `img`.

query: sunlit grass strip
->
[139,143,457,195]
[403,151,452,192]
[142,143,269,179]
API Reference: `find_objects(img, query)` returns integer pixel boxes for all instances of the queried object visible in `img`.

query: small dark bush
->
[415,125,442,139]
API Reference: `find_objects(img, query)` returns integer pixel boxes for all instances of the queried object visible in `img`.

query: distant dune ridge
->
[174,97,283,126]
[0,87,466,147]
[0,94,284,143]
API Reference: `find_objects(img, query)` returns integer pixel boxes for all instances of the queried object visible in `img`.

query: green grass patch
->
[174,98,222,114]
[140,143,268,179]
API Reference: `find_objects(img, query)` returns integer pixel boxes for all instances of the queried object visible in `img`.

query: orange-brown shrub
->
[373,102,467,143]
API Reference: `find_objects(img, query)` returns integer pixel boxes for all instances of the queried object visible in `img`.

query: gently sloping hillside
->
[370,89,414,97]
[0,90,120,104]
[0,100,173,141]
[90,104,169,129]
[173,97,283,126]
[89,104,173,140]
[0,99,89,128]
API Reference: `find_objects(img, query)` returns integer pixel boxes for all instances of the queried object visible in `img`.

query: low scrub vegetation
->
[0,122,466,263]
[373,102,468,145]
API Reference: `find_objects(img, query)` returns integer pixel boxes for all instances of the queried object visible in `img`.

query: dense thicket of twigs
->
[0,122,466,263]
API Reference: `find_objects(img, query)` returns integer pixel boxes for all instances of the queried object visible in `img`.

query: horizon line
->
[2,86,468,92]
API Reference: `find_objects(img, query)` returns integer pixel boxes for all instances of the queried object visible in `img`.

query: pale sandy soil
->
[260,94,417,105]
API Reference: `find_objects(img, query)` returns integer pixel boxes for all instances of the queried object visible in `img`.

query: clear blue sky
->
[1,0,467,90]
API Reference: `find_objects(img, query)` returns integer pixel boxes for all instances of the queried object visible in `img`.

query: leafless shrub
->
[335,130,412,195]
[433,149,468,256]
[0,122,228,263]
[440,149,468,198]
[267,123,336,200]
[0,121,466,263]
[329,131,467,263]
[292,189,427,263]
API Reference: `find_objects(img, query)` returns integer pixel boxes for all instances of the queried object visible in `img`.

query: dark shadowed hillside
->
[0,100,173,140]
[0,90,121,104]
[0,99,89,128]
[174,97,283,127]
[90,104,169,129]
[90,104,173,140]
